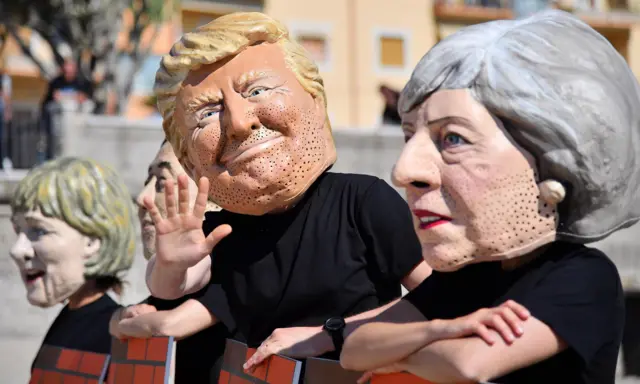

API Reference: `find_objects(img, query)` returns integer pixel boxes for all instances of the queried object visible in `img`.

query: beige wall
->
[267,0,437,128]
[627,25,640,79]
[265,0,352,127]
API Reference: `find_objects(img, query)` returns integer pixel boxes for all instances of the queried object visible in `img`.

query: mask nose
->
[392,134,441,191]
[10,233,35,264]
[222,96,261,142]
[136,177,156,208]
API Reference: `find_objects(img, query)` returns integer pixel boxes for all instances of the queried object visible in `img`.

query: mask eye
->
[441,133,467,149]
[155,176,167,192]
[249,87,267,97]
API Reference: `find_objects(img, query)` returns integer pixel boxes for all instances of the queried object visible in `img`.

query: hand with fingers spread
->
[143,175,232,270]
[432,300,531,346]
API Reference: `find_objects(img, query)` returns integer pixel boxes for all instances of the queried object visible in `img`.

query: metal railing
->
[4,104,46,170]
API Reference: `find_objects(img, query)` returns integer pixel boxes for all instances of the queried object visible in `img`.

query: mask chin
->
[425,178,565,271]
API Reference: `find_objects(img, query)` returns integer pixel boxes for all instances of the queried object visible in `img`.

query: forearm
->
[343,299,400,337]
[340,321,440,371]
[118,300,218,340]
[401,339,478,383]
[146,256,210,299]
[313,299,424,358]
[117,313,164,338]
[109,307,126,339]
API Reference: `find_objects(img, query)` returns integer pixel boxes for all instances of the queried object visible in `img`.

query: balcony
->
[181,0,263,14]
[434,0,513,23]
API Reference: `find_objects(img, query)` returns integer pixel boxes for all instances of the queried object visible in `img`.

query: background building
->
[4,0,640,129]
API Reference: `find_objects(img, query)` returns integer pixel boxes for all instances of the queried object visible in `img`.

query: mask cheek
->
[469,169,558,260]
[44,264,86,305]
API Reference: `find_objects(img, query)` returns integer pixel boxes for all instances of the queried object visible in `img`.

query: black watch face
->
[325,317,346,331]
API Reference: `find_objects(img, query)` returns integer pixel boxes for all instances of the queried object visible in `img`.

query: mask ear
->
[538,179,566,206]
[83,237,102,260]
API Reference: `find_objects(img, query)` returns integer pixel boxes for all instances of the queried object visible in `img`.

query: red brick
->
[78,352,108,375]
[266,356,297,384]
[115,363,134,384]
[126,339,147,361]
[146,337,170,362]
[153,366,166,384]
[57,349,82,371]
[133,364,155,383]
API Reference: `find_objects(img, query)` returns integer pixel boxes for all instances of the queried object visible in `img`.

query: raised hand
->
[143,174,232,270]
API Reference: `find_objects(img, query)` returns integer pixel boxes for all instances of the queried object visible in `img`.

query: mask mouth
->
[412,209,453,230]
[25,269,45,284]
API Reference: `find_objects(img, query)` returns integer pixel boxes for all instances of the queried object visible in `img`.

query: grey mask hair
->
[399,9,640,243]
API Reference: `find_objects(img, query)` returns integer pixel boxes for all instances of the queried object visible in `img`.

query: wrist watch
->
[322,316,346,352]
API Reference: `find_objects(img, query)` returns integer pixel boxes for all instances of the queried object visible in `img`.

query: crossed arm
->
[340,300,567,383]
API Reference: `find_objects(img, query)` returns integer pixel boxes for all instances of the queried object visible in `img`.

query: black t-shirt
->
[42,75,93,105]
[404,241,625,384]
[145,289,233,384]
[31,294,120,371]
[198,172,423,352]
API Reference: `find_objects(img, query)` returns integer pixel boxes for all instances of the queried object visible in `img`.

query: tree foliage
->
[0,0,175,114]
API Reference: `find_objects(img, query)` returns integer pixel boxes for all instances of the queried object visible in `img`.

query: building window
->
[288,21,333,72]
[379,36,405,68]
[297,35,328,64]
[373,29,411,75]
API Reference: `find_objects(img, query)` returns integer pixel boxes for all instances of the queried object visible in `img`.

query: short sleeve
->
[402,274,442,319]
[190,283,236,333]
[143,295,187,311]
[507,250,624,364]
[357,179,423,288]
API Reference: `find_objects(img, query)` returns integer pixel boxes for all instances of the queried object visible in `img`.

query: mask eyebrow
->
[185,90,223,114]
[234,70,277,89]
[144,161,173,185]
[426,116,473,128]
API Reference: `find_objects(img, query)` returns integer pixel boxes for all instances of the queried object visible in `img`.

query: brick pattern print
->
[303,356,436,384]
[218,339,302,384]
[29,345,110,384]
[107,336,174,384]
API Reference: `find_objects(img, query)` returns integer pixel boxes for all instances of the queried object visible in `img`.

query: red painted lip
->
[412,209,452,230]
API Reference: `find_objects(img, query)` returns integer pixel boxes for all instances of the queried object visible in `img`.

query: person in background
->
[109,139,232,384]
[9,157,136,374]
[379,84,401,126]
[40,59,93,160]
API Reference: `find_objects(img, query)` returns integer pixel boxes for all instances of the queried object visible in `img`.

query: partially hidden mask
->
[136,141,221,260]
[10,157,136,307]
[156,12,336,216]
